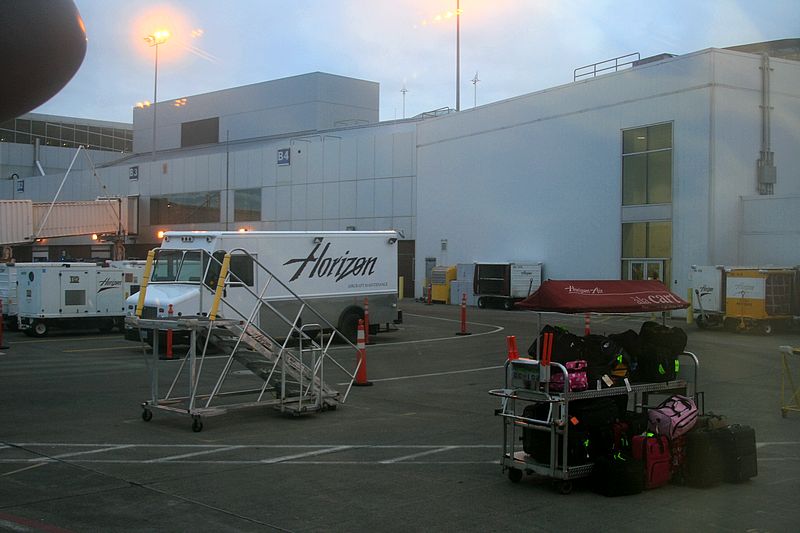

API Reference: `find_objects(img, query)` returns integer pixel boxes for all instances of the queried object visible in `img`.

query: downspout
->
[757,53,776,195]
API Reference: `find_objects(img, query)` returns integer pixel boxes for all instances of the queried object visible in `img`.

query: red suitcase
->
[632,434,671,489]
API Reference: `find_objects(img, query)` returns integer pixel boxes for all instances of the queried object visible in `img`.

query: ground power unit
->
[17,263,143,337]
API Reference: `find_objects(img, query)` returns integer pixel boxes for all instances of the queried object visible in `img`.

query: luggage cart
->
[780,345,800,418]
[489,280,700,493]
[489,352,699,494]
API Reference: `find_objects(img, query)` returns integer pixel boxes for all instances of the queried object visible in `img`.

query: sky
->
[34,0,800,124]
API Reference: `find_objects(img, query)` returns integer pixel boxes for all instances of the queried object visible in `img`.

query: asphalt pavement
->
[1,300,799,532]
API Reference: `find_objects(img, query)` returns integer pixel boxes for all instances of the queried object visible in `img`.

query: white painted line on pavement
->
[145,445,244,463]
[380,446,458,464]
[261,445,354,464]
[337,365,503,386]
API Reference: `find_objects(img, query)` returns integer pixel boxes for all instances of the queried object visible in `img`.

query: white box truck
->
[474,262,543,310]
[17,263,144,337]
[125,230,400,342]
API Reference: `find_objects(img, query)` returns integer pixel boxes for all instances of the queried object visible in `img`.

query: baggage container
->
[474,261,542,310]
[690,265,799,334]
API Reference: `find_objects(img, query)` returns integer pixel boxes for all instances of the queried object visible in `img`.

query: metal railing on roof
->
[574,52,641,81]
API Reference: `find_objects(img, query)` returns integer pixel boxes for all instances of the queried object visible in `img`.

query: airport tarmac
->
[1,300,799,532]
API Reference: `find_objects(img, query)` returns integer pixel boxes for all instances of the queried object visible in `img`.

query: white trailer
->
[125,230,400,342]
[474,262,543,310]
[17,263,144,337]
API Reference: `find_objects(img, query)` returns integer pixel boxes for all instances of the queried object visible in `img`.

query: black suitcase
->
[715,424,758,483]
[522,403,590,466]
[685,429,724,487]
[592,454,645,497]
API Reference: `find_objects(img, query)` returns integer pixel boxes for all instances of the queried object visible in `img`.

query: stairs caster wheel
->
[556,481,573,495]
[142,409,153,422]
[191,416,203,433]
[508,468,523,483]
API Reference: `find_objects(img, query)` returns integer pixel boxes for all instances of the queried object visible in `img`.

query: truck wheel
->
[98,319,115,333]
[477,297,486,309]
[503,299,514,311]
[760,322,772,335]
[32,320,48,338]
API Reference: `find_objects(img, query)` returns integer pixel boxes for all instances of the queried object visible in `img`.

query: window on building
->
[150,192,221,225]
[181,117,219,147]
[621,221,671,282]
[622,123,672,205]
[234,188,261,222]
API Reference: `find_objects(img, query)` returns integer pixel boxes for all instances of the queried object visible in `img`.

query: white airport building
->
[1,40,798,302]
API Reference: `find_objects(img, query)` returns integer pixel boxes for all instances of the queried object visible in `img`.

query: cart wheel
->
[141,409,153,422]
[760,322,772,336]
[556,481,573,495]
[507,468,523,483]
[503,299,514,311]
[695,315,707,329]
[191,416,203,432]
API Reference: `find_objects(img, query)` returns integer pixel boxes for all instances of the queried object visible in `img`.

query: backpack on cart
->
[584,335,631,387]
[549,360,589,392]
[528,325,584,363]
[636,322,687,383]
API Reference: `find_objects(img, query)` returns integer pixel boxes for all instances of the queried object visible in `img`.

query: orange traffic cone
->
[353,319,373,386]
[506,335,519,360]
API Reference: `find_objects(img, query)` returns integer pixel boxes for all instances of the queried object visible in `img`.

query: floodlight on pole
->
[145,30,170,160]
[401,84,408,119]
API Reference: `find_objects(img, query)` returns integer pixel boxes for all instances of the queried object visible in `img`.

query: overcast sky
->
[34,0,799,124]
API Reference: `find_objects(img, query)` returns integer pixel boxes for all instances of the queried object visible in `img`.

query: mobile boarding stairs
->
[126,248,363,432]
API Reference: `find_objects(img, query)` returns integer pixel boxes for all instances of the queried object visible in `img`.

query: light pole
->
[401,84,408,119]
[145,30,170,160]
[455,0,460,112]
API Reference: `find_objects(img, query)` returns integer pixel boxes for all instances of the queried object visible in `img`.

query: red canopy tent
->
[515,280,689,314]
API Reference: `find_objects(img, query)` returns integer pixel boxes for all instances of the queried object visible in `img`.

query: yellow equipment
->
[430,266,456,304]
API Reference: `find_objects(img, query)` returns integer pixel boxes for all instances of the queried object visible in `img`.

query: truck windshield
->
[151,250,204,282]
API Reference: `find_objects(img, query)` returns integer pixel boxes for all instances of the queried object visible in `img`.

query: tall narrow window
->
[622,123,672,205]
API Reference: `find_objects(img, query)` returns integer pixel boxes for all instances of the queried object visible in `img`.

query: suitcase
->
[669,435,688,484]
[528,325,584,363]
[522,403,591,467]
[632,434,672,489]
[695,411,729,431]
[592,454,645,497]
[639,321,688,354]
[715,424,758,483]
[685,429,724,487]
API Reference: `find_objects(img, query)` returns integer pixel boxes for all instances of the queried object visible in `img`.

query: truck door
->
[61,270,89,315]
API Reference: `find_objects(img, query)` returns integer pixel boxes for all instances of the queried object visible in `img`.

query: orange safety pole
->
[541,331,553,366]
[456,293,471,335]
[353,319,373,386]
[426,283,433,305]
[166,303,174,359]
[584,313,591,336]
[0,299,8,350]
[363,297,372,345]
